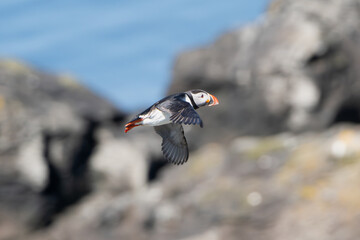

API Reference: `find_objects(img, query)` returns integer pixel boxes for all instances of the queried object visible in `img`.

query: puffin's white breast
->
[140,108,172,126]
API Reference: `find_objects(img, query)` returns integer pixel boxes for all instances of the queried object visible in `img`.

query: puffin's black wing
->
[157,97,203,127]
[154,123,189,165]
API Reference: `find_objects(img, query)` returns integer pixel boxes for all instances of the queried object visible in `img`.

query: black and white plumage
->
[125,89,219,165]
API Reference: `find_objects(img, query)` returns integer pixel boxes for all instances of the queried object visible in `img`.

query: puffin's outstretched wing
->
[154,123,189,165]
[158,100,203,127]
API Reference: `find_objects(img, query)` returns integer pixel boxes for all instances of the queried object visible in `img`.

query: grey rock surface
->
[169,0,360,144]
[27,125,360,240]
[0,60,127,231]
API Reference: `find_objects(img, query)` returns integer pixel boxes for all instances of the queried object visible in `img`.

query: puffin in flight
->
[124,89,219,165]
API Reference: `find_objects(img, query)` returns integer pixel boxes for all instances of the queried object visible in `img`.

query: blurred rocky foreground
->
[2,0,360,239]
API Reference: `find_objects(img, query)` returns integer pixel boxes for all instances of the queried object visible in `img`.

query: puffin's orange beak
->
[208,94,219,106]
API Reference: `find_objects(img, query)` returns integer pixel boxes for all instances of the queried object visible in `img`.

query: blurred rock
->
[0,59,167,240]
[0,59,127,232]
[27,125,360,240]
[91,128,150,192]
[169,0,360,144]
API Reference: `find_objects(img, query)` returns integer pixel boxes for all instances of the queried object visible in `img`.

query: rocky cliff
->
[0,60,126,231]
[2,0,360,239]
[169,0,360,144]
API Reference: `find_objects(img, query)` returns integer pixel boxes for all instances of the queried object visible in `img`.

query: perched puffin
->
[125,89,219,165]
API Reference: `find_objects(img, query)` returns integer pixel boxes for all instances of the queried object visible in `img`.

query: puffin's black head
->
[186,89,219,108]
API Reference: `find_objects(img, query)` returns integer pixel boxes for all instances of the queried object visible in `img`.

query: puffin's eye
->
[201,94,204,98]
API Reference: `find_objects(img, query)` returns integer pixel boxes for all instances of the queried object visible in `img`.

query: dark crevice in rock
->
[147,158,168,182]
[333,103,360,124]
[36,132,63,228]
[36,119,99,228]
[70,119,98,177]
[306,44,349,107]
[305,43,355,128]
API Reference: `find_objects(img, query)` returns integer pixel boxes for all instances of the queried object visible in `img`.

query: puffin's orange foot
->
[124,118,142,133]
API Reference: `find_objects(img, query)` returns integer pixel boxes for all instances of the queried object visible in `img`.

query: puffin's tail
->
[124,117,143,133]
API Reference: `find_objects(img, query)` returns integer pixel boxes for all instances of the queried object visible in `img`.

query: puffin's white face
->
[189,90,219,107]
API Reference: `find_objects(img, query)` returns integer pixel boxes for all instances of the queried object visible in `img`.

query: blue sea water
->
[0,0,268,111]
